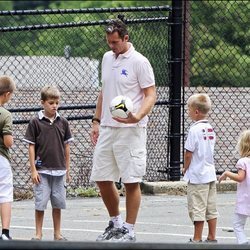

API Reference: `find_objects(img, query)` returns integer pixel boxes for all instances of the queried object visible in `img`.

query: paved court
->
[10,192,246,244]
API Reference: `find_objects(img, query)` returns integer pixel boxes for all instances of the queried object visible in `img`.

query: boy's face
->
[41,98,60,118]
[3,92,14,104]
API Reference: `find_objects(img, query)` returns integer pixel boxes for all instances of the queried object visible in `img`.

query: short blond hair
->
[236,130,250,157]
[0,75,16,95]
[187,93,211,115]
[41,85,61,101]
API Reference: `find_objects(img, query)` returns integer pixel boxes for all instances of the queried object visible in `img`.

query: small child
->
[0,75,16,240]
[182,93,218,243]
[23,85,73,240]
[219,130,250,245]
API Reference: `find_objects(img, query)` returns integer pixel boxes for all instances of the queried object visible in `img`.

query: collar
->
[38,110,60,121]
[191,119,208,127]
[112,42,135,59]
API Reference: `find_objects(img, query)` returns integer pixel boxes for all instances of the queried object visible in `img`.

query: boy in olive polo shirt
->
[0,75,16,241]
[23,85,73,241]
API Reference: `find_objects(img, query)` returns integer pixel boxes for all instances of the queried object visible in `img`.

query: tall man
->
[90,19,156,242]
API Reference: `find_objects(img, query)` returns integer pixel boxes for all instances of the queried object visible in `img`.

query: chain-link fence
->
[0,1,249,198]
[0,6,172,197]
[183,1,250,175]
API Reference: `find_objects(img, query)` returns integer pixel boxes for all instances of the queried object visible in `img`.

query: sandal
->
[54,235,67,241]
[31,237,41,240]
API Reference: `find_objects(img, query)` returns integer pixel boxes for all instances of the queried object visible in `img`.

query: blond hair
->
[187,93,211,115]
[236,130,250,157]
[0,75,16,95]
[41,85,61,101]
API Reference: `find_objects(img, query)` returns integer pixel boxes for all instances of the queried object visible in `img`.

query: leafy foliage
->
[190,1,249,86]
[0,1,249,86]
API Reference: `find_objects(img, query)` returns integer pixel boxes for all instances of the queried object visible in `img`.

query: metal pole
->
[169,0,183,181]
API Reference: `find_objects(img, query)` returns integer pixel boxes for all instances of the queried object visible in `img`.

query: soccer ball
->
[110,95,133,118]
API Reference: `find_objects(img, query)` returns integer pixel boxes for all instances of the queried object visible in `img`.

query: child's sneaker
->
[0,234,12,240]
[204,238,218,243]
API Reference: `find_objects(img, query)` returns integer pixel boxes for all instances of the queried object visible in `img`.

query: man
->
[90,19,156,242]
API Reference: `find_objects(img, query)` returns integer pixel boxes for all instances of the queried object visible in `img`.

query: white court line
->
[12,217,249,231]
[11,225,236,240]
[10,225,238,240]
[61,219,249,231]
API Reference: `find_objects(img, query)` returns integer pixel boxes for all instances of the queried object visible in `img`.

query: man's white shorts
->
[0,155,13,203]
[90,126,147,183]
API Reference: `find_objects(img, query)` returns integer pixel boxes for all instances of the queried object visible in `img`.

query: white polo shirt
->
[183,120,217,184]
[100,42,155,127]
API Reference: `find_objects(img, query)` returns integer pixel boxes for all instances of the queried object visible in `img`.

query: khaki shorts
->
[187,181,218,222]
[90,126,147,183]
[34,174,66,211]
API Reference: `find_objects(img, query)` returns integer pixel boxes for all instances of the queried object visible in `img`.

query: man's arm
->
[90,91,103,145]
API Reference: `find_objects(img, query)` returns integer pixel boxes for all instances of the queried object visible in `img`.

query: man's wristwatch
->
[92,117,100,124]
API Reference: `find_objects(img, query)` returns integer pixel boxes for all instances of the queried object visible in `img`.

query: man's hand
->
[90,122,100,145]
[112,112,140,124]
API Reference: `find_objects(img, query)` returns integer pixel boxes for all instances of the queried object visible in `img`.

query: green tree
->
[1,1,248,87]
[190,1,250,87]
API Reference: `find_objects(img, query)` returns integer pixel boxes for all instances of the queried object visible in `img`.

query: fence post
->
[169,0,183,181]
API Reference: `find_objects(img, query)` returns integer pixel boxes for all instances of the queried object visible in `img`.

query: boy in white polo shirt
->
[182,93,218,243]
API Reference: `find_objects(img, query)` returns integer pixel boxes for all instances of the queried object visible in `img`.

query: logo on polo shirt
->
[121,69,128,77]
[202,128,214,140]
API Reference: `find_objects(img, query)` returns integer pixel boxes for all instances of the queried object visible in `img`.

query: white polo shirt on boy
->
[100,42,155,128]
[183,120,217,184]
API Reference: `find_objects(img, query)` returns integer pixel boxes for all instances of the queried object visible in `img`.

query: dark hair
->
[105,19,128,39]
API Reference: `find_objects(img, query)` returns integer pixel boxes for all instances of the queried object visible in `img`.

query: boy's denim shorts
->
[34,173,66,211]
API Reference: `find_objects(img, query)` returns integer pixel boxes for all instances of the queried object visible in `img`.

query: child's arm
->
[28,144,40,184]
[65,143,71,183]
[3,134,14,148]
[182,150,193,175]
[218,169,246,183]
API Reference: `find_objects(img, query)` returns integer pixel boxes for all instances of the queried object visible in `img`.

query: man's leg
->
[124,182,141,224]
[97,181,120,216]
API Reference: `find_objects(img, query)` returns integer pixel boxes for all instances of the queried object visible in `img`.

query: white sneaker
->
[96,221,119,241]
[110,227,136,242]
[0,234,12,240]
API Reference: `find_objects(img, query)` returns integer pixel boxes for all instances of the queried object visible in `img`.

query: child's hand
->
[218,172,227,183]
[182,167,186,175]
[31,170,40,184]
[66,171,71,183]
